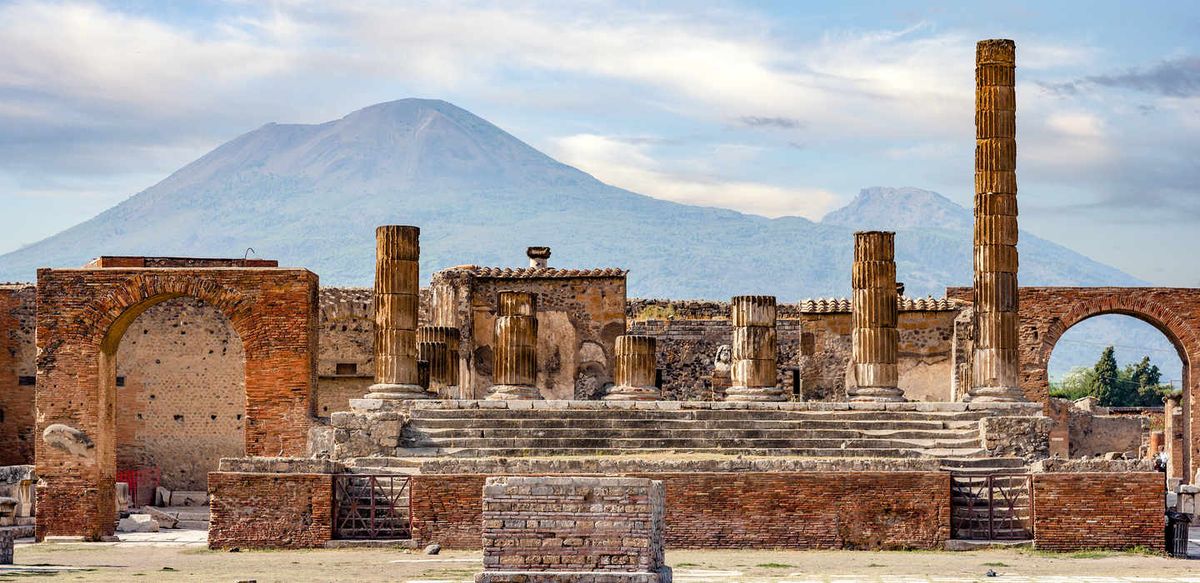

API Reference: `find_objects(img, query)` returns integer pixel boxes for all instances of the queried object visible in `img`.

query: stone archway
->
[35,267,318,540]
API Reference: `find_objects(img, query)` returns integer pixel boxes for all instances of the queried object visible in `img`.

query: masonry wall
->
[0,285,36,465]
[410,471,950,550]
[628,300,957,402]
[208,472,333,549]
[480,476,666,573]
[431,270,627,400]
[1032,472,1164,552]
[114,298,245,491]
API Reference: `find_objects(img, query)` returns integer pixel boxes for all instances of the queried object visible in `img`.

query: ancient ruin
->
[849,231,904,402]
[0,38,1187,558]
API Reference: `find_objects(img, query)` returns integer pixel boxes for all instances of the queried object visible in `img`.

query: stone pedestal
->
[418,325,461,397]
[969,39,1025,402]
[365,225,435,400]
[0,527,12,565]
[725,295,786,402]
[605,335,660,401]
[848,231,905,402]
[488,292,540,400]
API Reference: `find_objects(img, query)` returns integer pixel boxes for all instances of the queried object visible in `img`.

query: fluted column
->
[970,39,1025,402]
[418,325,461,398]
[848,231,904,402]
[487,291,540,400]
[725,295,786,402]
[366,225,435,400]
[605,335,660,401]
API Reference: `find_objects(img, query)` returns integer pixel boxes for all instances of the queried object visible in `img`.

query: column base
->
[486,385,541,400]
[363,383,437,400]
[965,386,1027,402]
[724,386,788,402]
[848,386,907,403]
[603,385,661,401]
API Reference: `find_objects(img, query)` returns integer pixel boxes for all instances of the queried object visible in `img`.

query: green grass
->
[982,561,1010,567]
[756,562,795,568]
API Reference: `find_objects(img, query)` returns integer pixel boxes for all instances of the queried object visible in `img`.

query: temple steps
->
[392,446,988,459]
[399,406,990,459]
[412,427,981,441]
[406,436,984,450]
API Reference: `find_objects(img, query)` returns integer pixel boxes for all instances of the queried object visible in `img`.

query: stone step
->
[410,427,981,441]
[397,446,989,459]
[409,436,984,450]
[409,418,977,431]
[409,408,991,422]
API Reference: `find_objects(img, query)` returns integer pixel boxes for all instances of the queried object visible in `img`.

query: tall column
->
[487,291,540,400]
[725,295,786,402]
[418,325,461,398]
[848,231,904,402]
[605,335,660,401]
[970,39,1024,402]
[366,225,435,400]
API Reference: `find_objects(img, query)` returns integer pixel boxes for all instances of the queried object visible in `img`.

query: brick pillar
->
[605,335,660,401]
[970,39,1025,402]
[366,225,435,400]
[418,325,461,398]
[488,291,540,400]
[848,231,904,402]
[725,295,785,402]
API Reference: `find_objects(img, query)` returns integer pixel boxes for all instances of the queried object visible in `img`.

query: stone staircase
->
[400,406,1000,460]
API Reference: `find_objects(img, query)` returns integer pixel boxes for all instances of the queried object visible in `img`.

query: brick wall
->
[208,471,332,549]
[0,285,35,465]
[114,298,245,490]
[480,476,666,573]
[411,471,949,550]
[35,267,318,540]
[1032,472,1164,552]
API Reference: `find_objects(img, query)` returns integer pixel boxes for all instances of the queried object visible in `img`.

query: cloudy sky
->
[1,0,1198,285]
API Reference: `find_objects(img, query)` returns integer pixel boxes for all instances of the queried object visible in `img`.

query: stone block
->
[0,528,13,565]
[117,514,160,533]
[169,491,208,507]
[141,506,179,529]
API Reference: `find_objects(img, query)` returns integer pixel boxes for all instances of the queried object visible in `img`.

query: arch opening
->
[1048,313,1185,407]
[100,294,247,508]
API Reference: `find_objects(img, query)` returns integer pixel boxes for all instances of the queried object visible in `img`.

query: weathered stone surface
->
[849,231,904,403]
[141,506,179,529]
[726,296,785,402]
[0,527,13,565]
[605,335,660,401]
[488,292,540,400]
[980,416,1052,461]
[969,39,1024,403]
[476,476,669,581]
[217,457,344,474]
[117,514,159,533]
[41,424,95,459]
[367,225,434,400]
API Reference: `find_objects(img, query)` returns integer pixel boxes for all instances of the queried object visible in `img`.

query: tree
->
[1091,346,1124,406]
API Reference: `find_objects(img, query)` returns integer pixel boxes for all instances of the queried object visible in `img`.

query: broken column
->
[418,325,461,398]
[365,225,435,400]
[848,231,904,402]
[725,295,786,402]
[487,291,540,400]
[605,335,660,401]
[970,39,1025,402]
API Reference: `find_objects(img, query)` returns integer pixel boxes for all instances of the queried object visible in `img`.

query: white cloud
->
[551,133,839,219]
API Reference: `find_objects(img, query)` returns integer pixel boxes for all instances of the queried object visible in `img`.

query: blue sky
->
[1,0,1198,285]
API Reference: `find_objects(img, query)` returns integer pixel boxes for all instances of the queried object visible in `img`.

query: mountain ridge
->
[0,98,1144,299]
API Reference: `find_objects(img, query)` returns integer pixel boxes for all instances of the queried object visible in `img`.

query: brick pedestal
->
[475,476,670,583]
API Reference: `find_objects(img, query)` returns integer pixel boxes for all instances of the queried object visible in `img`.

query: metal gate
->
[333,474,412,540]
[951,473,1033,541]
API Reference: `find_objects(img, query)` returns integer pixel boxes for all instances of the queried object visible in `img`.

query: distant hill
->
[0,99,1144,301]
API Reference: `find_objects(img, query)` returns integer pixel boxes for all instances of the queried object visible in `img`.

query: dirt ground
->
[3,544,1198,582]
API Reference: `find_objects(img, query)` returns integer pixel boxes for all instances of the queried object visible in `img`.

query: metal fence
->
[951,473,1034,541]
[333,474,412,540]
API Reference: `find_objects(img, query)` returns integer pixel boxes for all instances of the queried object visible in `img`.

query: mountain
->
[0,99,1145,302]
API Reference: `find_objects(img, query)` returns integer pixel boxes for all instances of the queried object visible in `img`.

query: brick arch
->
[1030,295,1197,388]
[35,266,318,541]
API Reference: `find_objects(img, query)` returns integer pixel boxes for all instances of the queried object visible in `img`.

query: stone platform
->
[320,399,1045,463]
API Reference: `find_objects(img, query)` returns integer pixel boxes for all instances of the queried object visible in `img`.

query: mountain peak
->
[821,186,971,231]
